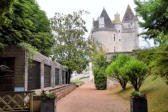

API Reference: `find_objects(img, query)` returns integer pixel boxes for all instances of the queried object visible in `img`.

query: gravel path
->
[57,83,129,112]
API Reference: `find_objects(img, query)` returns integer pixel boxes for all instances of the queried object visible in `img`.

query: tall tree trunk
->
[119,80,127,90]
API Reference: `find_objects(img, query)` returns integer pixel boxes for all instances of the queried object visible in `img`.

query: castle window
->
[114,34,115,41]
[99,17,104,28]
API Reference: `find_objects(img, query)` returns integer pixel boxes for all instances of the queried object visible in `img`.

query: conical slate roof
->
[122,5,135,22]
[100,8,113,28]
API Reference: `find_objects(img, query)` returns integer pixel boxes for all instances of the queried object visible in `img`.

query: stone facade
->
[90,5,139,89]
[0,46,68,91]
[91,5,139,59]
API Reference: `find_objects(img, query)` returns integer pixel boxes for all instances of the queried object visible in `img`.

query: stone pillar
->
[51,65,55,87]
[24,52,28,91]
[59,69,62,84]
[41,62,44,89]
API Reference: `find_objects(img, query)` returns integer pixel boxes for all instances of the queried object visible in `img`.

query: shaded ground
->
[57,83,129,112]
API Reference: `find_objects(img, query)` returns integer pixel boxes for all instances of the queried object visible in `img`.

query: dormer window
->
[99,17,105,28]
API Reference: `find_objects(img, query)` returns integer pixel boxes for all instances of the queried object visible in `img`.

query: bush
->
[106,55,131,90]
[92,50,107,90]
[71,79,84,87]
[93,67,107,90]
[121,59,149,91]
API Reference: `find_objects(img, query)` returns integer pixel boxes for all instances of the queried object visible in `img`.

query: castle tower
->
[114,13,122,32]
[92,8,116,52]
[121,5,139,52]
[91,5,139,60]
[113,13,122,52]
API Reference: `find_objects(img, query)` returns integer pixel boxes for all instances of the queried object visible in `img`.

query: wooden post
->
[41,62,44,89]
[30,93,33,112]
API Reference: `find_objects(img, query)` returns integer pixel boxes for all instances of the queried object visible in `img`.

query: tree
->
[134,0,168,39]
[121,58,149,91]
[92,49,107,90]
[0,0,54,56]
[50,11,93,83]
[0,0,14,27]
[106,55,131,90]
[134,0,168,84]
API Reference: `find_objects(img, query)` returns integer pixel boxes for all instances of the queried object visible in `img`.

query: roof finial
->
[114,12,121,24]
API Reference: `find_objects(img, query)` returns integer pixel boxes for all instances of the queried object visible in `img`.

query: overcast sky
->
[37,0,154,48]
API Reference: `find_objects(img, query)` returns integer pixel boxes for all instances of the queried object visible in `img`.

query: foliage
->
[150,41,168,83]
[79,75,89,80]
[134,0,168,84]
[19,42,38,64]
[0,0,14,28]
[0,0,54,56]
[40,90,56,100]
[121,58,149,91]
[50,10,93,83]
[47,93,56,99]
[106,55,131,90]
[110,76,168,112]
[93,67,107,90]
[92,49,107,90]
[133,37,168,84]
[71,79,84,87]
[132,48,156,66]
[134,0,168,39]
[108,54,119,64]
[131,91,145,98]
[19,42,38,54]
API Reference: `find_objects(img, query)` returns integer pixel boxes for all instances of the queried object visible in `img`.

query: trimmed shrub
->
[92,51,107,90]
[106,55,131,90]
[121,59,150,91]
[93,67,107,90]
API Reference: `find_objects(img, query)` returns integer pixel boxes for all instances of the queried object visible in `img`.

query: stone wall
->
[33,84,76,112]
[49,83,76,101]
[0,46,68,91]
[27,49,67,90]
[107,77,119,89]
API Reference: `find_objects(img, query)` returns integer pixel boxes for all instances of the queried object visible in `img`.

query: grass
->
[79,75,89,80]
[71,79,84,87]
[109,76,168,112]
[71,75,89,87]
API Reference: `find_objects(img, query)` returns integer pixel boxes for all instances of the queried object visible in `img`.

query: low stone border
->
[49,83,76,101]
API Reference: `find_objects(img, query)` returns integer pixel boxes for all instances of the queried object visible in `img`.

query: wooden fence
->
[0,91,33,112]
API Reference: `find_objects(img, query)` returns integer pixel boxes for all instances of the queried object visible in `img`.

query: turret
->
[113,12,122,33]
[92,8,114,32]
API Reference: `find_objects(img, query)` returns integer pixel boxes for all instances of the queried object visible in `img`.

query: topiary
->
[105,55,131,90]
[121,59,149,91]
[93,67,107,90]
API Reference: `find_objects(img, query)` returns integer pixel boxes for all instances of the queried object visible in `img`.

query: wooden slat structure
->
[0,91,33,112]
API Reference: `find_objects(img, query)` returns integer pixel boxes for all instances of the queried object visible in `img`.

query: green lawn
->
[110,76,168,112]
[71,79,84,87]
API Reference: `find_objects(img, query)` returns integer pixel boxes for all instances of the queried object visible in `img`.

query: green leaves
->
[0,0,54,56]
[0,0,14,28]
[50,11,92,76]
[134,0,168,39]
[105,55,131,90]
[121,58,149,91]
[92,50,107,90]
